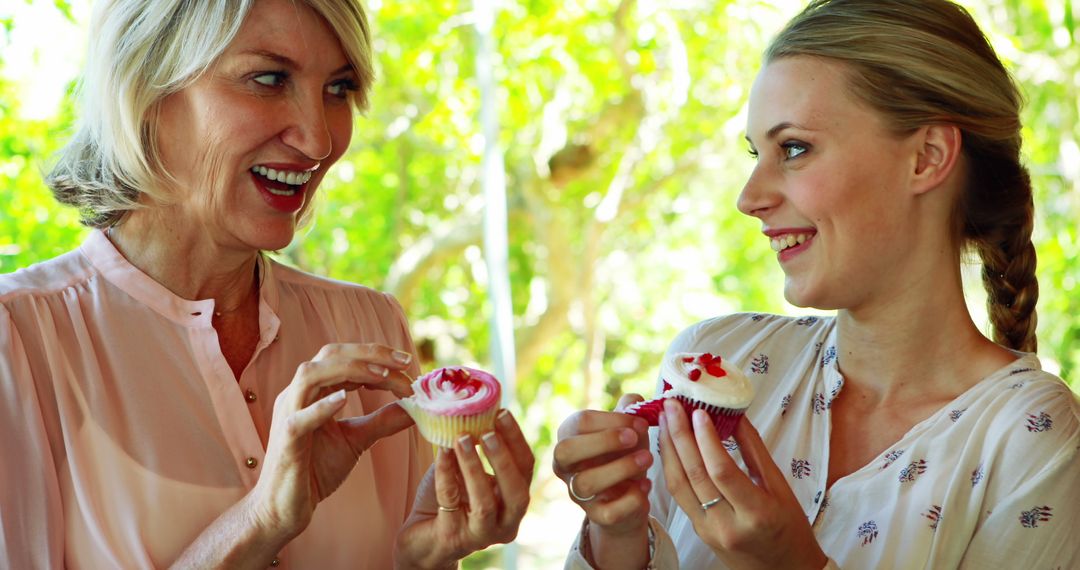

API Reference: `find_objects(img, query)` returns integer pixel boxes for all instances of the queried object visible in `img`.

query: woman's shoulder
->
[667,312,834,356]
[267,257,406,315]
[0,249,92,305]
[974,360,1079,437]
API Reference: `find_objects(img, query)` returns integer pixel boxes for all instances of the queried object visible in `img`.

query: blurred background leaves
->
[1,0,1076,566]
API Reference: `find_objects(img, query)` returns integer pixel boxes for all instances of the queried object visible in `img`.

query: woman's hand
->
[658,399,828,570]
[551,394,654,568]
[250,343,417,541]
[394,410,534,569]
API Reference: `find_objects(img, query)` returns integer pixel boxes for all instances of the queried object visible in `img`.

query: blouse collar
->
[80,229,278,327]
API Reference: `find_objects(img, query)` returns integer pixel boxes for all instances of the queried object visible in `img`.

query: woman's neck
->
[108,210,259,311]
[833,265,1016,406]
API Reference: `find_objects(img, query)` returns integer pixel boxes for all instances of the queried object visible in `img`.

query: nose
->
[281,92,333,161]
[736,165,781,220]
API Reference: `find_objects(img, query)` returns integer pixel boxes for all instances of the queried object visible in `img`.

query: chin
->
[240,221,298,253]
[782,280,835,311]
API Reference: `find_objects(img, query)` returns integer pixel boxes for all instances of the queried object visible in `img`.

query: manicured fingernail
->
[392,350,412,364]
[664,399,679,413]
[481,432,500,452]
[634,449,652,467]
[328,389,346,403]
[693,409,709,427]
[639,478,652,493]
[619,428,637,447]
[458,434,474,450]
[496,409,513,428]
[368,364,389,377]
[632,418,649,432]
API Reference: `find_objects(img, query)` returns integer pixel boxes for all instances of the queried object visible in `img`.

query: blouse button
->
[270,557,280,567]
[245,390,257,403]
[245,457,258,469]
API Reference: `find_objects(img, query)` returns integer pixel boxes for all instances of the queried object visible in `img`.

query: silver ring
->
[700,496,725,512]
[568,472,597,503]
[438,504,460,513]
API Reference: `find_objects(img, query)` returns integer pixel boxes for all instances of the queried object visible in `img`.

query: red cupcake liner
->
[624,394,745,441]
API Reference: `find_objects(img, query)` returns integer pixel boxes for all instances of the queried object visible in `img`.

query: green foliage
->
[1,0,1077,564]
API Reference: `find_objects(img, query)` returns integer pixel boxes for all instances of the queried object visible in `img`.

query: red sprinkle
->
[682,356,694,363]
[688,368,702,381]
[705,363,727,377]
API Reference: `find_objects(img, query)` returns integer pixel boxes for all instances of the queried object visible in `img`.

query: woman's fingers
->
[434,448,465,515]
[337,401,416,452]
[658,411,714,519]
[314,342,415,372]
[731,417,794,501]
[661,399,726,507]
[294,357,412,399]
[493,410,536,481]
[553,415,648,478]
[691,410,761,512]
[282,389,349,449]
[583,478,653,528]
[480,431,531,528]
[454,436,500,534]
[567,448,653,504]
[284,345,416,412]
[614,392,645,412]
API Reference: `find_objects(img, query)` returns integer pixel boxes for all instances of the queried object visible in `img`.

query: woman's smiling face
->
[154,0,358,252]
[738,55,927,311]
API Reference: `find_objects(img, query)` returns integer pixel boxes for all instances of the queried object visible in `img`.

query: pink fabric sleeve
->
[0,303,64,568]
[385,293,434,517]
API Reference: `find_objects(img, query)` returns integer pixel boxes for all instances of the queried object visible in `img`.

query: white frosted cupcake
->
[397,366,501,448]
[625,352,754,440]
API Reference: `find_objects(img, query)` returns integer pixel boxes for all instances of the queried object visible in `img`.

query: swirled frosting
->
[408,366,501,416]
[661,352,753,409]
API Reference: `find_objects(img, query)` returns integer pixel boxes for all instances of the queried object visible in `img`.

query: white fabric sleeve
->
[959,380,1075,565]
[564,516,678,569]
[957,400,1080,569]
[0,303,64,568]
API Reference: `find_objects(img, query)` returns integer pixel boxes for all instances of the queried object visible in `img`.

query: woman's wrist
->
[392,547,459,570]
[584,516,651,569]
[241,486,305,552]
[169,488,301,570]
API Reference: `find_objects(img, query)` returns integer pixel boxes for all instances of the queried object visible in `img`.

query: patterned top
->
[566,313,1080,569]
[0,231,433,569]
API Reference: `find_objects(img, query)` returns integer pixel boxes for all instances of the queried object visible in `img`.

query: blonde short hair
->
[46,0,373,227]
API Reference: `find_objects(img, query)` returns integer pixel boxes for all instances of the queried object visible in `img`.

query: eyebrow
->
[237,48,353,75]
[744,121,813,145]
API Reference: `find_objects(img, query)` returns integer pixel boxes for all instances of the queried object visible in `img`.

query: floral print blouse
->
[567,313,1079,569]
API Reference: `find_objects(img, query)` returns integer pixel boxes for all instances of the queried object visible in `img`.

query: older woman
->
[554,0,1079,568]
[0,0,532,568]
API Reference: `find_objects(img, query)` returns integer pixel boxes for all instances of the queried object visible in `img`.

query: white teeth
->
[251,165,313,186]
[266,186,297,196]
[770,233,812,252]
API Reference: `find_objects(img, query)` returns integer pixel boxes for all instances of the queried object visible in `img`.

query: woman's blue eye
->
[782,142,808,159]
[253,72,286,87]
[327,79,359,98]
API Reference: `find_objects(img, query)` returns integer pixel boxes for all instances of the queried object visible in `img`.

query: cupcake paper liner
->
[624,393,746,441]
[398,399,499,448]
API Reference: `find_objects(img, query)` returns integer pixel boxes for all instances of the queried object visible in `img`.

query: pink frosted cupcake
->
[625,352,754,441]
[398,366,501,448]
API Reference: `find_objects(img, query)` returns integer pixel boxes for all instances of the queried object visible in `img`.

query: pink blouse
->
[0,230,433,568]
